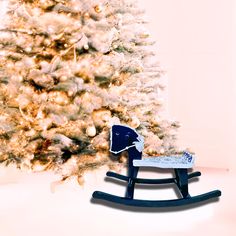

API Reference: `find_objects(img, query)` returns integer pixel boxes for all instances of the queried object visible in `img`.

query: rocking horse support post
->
[92,125,221,208]
[174,169,190,198]
[126,147,142,199]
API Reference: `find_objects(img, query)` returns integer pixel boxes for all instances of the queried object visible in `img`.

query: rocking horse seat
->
[133,152,195,169]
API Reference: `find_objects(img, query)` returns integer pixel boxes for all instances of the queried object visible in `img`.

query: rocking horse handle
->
[183,152,193,162]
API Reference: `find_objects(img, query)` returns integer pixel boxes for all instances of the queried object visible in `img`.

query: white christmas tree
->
[0,0,180,183]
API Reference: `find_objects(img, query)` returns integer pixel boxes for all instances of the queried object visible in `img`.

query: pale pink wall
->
[139,0,236,169]
[0,0,235,169]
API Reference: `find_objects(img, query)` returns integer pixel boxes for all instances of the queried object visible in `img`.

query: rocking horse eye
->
[115,132,119,136]
[125,135,130,140]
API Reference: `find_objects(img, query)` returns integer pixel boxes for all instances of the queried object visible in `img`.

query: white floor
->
[0,165,234,236]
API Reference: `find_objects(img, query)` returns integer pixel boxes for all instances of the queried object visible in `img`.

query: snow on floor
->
[0,165,235,236]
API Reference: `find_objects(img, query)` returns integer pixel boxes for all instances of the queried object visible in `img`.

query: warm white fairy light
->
[86,125,96,137]
[83,44,89,50]
[94,4,103,13]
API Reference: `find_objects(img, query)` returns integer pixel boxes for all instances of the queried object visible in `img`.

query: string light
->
[83,44,89,50]
[94,5,103,13]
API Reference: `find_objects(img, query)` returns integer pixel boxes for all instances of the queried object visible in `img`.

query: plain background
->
[139,0,236,170]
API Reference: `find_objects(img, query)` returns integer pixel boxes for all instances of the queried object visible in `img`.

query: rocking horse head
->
[109,125,144,155]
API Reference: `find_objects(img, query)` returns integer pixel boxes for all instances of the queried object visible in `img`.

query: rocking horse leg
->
[125,166,139,199]
[174,169,190,198]
[125,147,142,199]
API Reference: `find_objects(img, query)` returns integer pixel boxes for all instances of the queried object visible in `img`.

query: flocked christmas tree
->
[0,0,181,183]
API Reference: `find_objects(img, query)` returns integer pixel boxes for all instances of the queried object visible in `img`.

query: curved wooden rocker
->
[92,125,221,208]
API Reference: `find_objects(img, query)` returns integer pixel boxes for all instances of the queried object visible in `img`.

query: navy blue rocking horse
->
[92,125,221,207]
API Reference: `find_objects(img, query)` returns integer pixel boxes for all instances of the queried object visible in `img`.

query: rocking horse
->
[92,125,221,207]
